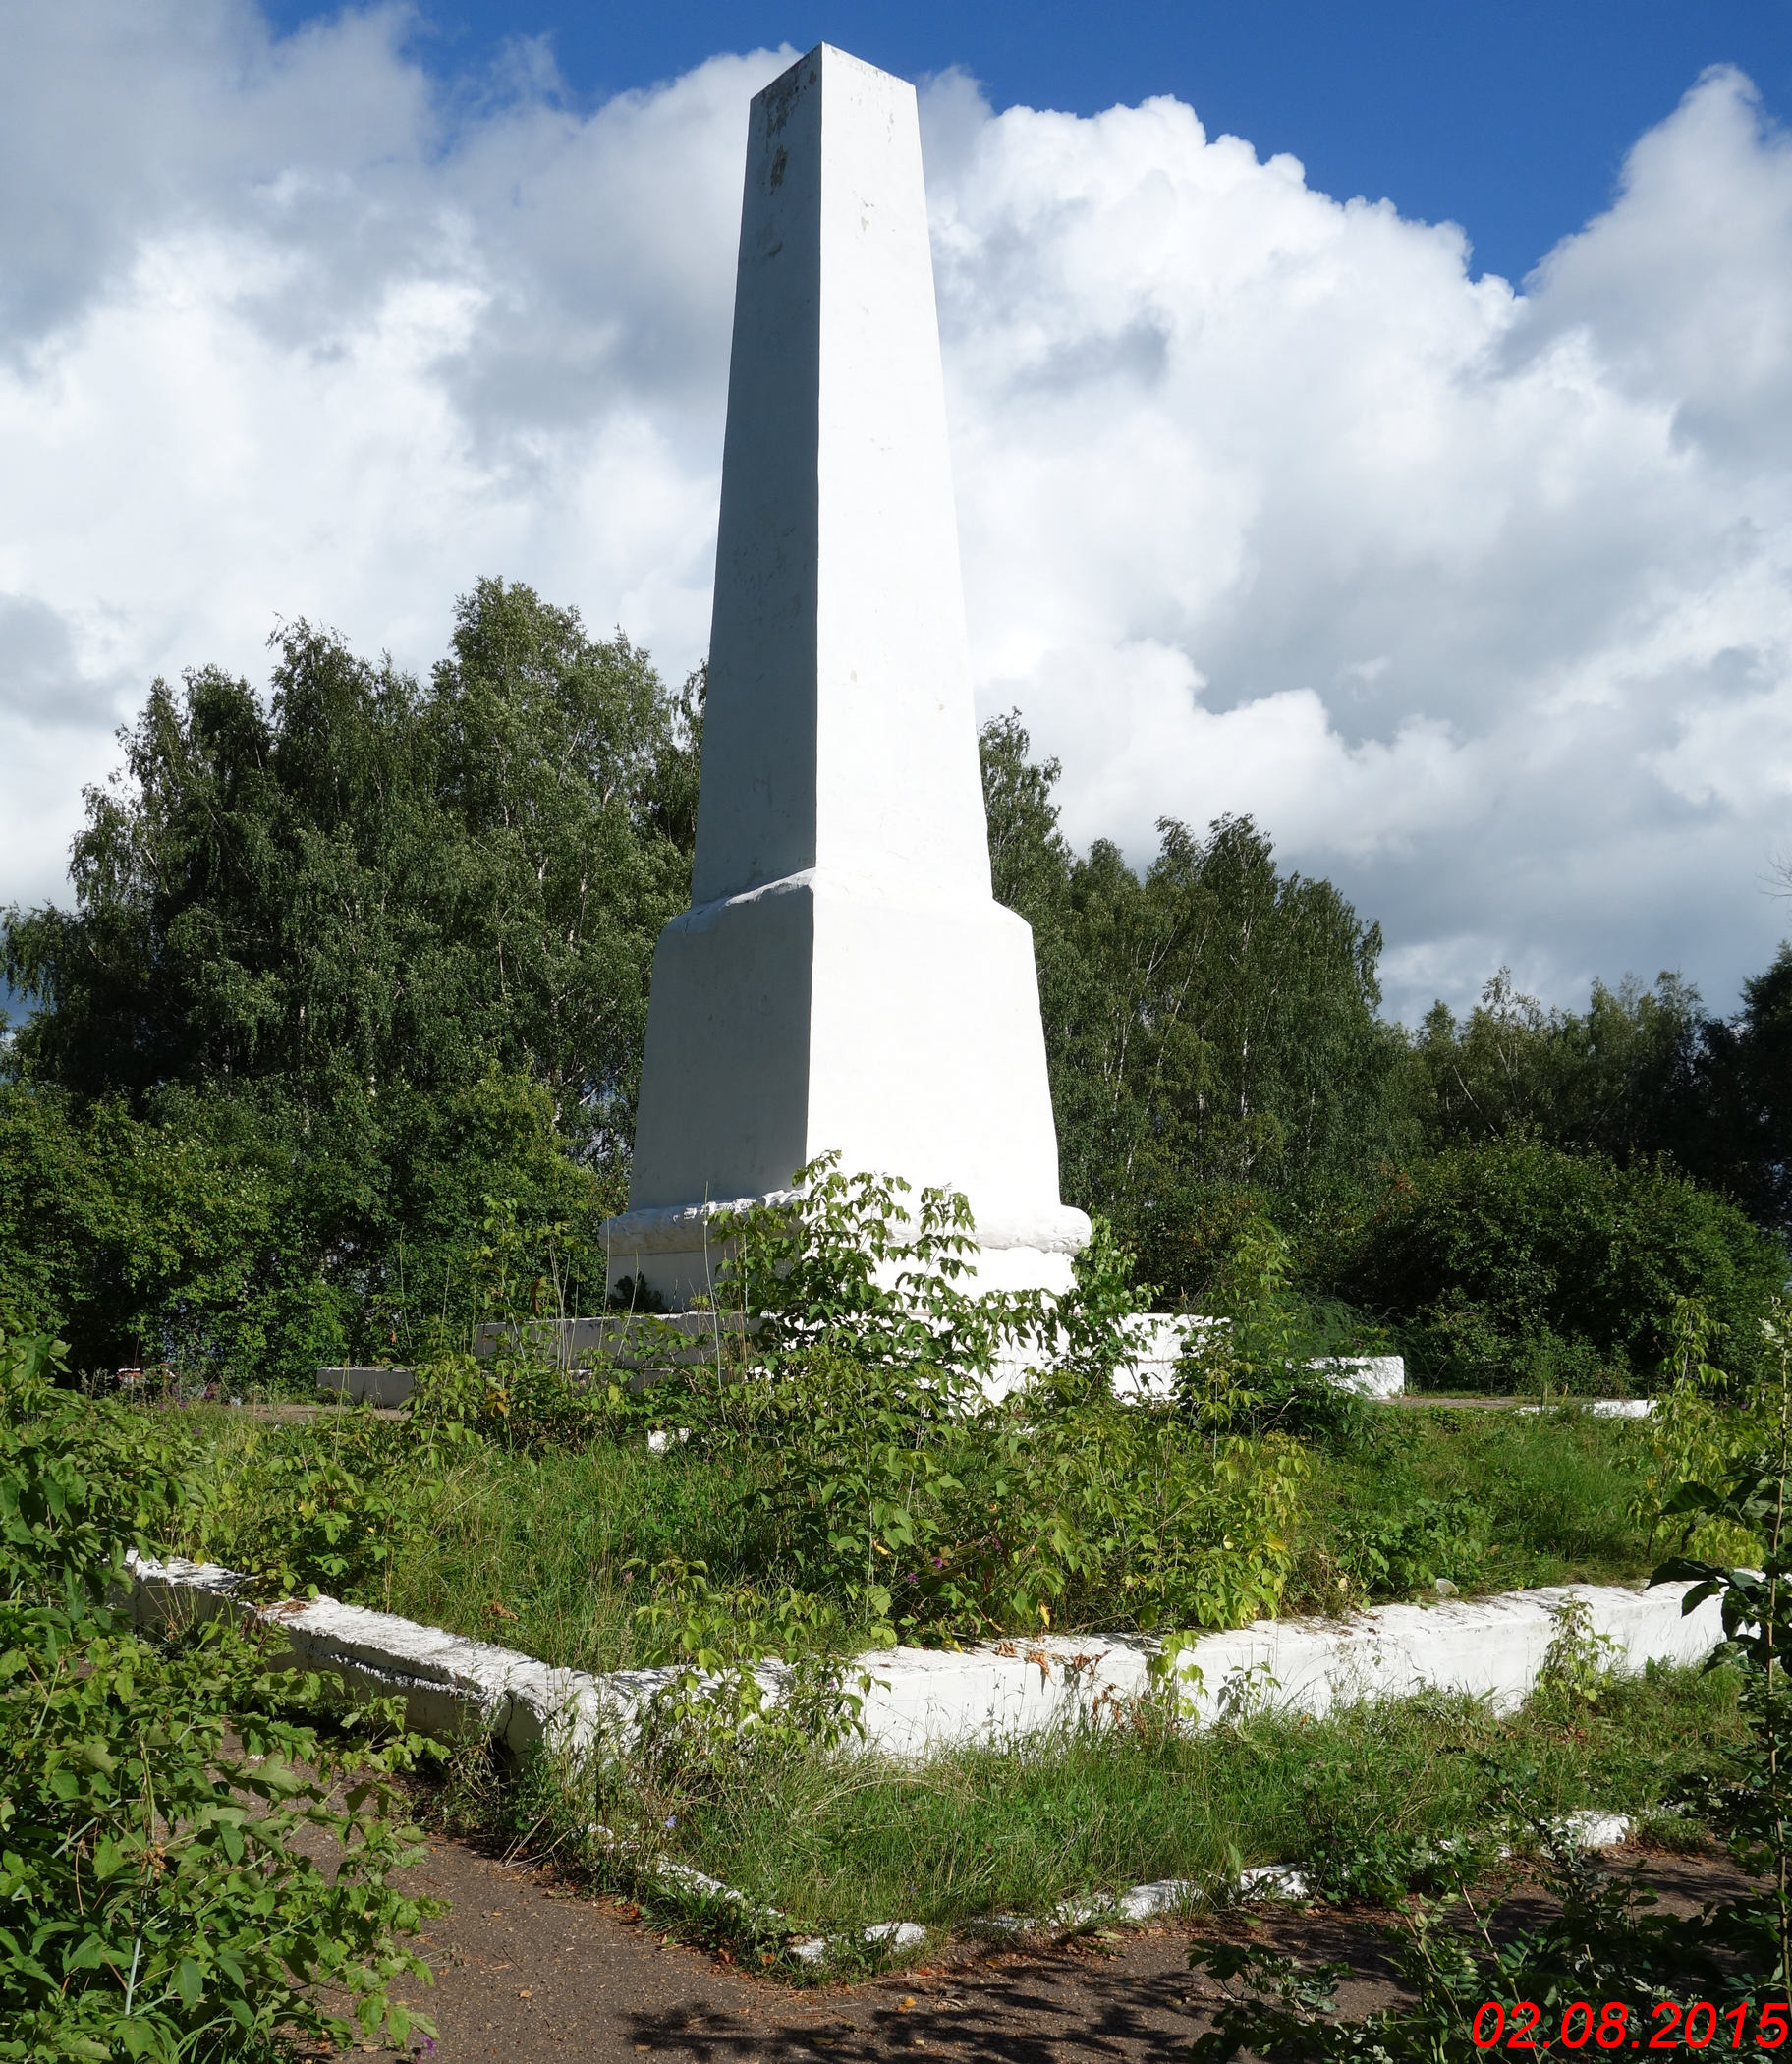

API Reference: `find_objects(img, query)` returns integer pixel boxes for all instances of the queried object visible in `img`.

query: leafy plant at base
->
[1637,1295,1771,1566]
[1012,1383,1309,1636]
[628,1556,876,1781]
[192,1410,439,1604]
[640,1161,1310,1644]
[1532,1595,1625,1715]
[0,1331,440,2060]
[406,1340,638,1454]
[1178,1215,1374,1447]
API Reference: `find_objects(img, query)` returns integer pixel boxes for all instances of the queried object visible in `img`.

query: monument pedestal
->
[605,870,1088,1307]
[604,45,1089,1307]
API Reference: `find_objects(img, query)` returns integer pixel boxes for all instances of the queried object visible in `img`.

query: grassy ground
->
[1287,1403,1655,1613]
[387,1438,780,1670]
[474,1663,1742,1936]
[382,1405,1656,1669]
[168,1399,1659,1669]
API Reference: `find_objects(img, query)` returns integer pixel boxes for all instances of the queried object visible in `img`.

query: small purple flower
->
[664,1815,677,1830]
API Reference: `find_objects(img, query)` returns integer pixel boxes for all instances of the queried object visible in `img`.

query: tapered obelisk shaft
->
[606,44,1088,1301]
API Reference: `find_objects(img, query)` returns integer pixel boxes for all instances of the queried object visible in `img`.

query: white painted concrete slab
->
[128,1553,638,1761]
[431,1312,1397,1416]
[1105,1332,1406,1407]
[1319,1355,1406,1399]
[1519,1399,1656,1419]
[842,1580,1723,1757]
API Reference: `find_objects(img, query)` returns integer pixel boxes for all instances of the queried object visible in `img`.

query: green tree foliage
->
[1407,954,1792,1240]
[0,1072,612,1384]
[4,578,697,1148]
[1683,942,1792,1228]
[5,590,1786,1399]
[1407,966,1704,1162]
[1318,1138,1785,1393]
[980,715,1409,1299]
[1,579,693,1381]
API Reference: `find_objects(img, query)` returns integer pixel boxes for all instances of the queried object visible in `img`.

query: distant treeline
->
[980,713,1788,1390]
[1,581,1785,1392]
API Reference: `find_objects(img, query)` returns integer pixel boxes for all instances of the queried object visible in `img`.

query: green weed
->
[438,1662,1740,1941]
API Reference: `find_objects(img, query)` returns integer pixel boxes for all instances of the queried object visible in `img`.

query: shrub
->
[0,1332,439,2059]
[0,1068,616,1393]
[191,1411,442,1605]
[1321,1139,1785,1392]
[0,1087,346,1390]
[637,1160,1311,1643]
[1178,1212,1380,1447]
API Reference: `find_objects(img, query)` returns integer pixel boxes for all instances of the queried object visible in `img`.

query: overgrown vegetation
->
[456,1661,1742,1944]
[4,1166,1787,2019]
[159,1165,1661,1670]
[1190,1300,1792,2055]
[167,1393,1661,1675]
[0,1331,438,2059]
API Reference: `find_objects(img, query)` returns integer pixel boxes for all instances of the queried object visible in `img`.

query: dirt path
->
[358,1834,1416,2064]
[357,1835,1749,2064]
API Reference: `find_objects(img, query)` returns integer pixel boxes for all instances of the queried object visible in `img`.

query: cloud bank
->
[3,1,1790,1022]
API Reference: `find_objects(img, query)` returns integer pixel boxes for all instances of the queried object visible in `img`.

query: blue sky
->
[271,0,1792,284]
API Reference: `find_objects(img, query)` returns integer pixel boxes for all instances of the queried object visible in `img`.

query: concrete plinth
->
[605,45,1087,1305]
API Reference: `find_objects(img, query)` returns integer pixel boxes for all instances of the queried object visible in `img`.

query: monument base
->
[603,1206,1085,1311]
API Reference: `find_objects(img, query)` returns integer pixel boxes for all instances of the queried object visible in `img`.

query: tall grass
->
[1291,1405,1654,1611]
[369,1407,1658,1666]
[382,1441,790,1672]
[171,1400,1660,1667]
[474,1664,1741,1935]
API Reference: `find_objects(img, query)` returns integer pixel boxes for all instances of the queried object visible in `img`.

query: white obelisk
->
[603,44,1090,1305]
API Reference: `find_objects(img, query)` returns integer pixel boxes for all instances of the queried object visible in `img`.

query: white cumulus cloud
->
[1,3,1789,1025]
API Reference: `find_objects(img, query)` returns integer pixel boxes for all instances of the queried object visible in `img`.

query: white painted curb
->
[1518,1399,1656,1419]
[842,1579,1724,1757]
[128,1557,1726,1766]
[126,1560,1678,1961]
[126,1552,646,1762]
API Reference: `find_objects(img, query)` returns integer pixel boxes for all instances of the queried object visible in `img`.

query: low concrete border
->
[129,1557,1724,1764]
[1519,1399,1656,1420]
[319,1326,1405,1410]
[316,1366,416,1407]
[126,1558,1699,1966]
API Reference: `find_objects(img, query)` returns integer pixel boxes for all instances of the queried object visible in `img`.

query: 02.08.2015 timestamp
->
[1471,1999,1791,2049]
